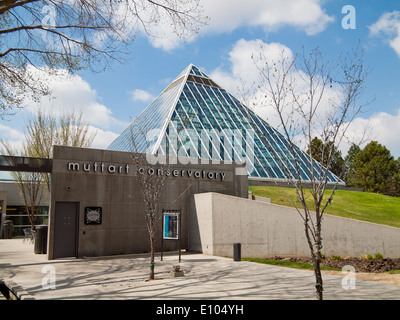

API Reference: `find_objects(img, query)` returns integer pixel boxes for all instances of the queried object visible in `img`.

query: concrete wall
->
[49,146,247,259]
[190,192,400,258]
[0,181,50,207]
[0,182,24,206]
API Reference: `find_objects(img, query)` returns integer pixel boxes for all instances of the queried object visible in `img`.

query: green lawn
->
[249,186,400,228]
[242,258,341,271]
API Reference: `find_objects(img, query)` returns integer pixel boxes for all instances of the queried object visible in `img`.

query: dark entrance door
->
[54,202,78,258]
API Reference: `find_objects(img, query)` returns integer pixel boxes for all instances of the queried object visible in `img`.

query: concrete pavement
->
[0,239,399,300]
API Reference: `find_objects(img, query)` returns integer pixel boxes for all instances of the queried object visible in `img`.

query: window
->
[5,206,49,237]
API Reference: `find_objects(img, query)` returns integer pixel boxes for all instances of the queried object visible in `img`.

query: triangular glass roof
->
[108,64,343,184]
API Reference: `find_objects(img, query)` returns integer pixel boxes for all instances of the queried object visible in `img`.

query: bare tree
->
[246,45,369,300]
[128,117,199,280]
[0,0,207,117]
[128,122,167,280]
[132,153,166,280]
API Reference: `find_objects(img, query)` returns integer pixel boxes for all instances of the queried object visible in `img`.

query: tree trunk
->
[28,205,36,232]
[314,214,324,300]
[149,235,155,280]
[305,218,324,300]
[313,256,323,300]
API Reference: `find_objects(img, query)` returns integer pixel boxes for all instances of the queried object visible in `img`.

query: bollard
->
[233,243,241,261]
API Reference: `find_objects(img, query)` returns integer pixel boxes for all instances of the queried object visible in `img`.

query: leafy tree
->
[0,109,96,230]
[347,141,397,195]
[24,109,96,191]
[307,137,345,179]
[344,143,361,182]
[393,157,400,196]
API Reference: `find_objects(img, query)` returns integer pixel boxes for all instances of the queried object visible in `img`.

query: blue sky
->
[1,0,400,168]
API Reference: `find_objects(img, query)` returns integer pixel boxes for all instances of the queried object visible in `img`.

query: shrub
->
[374,253,384,259]
[361,254,374,260]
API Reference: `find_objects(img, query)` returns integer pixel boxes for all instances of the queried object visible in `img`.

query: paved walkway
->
[0,239,399,300]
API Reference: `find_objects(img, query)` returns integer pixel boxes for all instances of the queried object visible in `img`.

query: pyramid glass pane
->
[107,64,343,185]
[107,76,184,153]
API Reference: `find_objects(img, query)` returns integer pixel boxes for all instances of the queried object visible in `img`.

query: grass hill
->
[249,186,400,228]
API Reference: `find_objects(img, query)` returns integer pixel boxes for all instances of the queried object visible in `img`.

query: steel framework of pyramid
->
[107,64,343,184]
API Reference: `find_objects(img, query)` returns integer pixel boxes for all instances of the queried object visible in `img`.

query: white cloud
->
[1,66,127,151]
[202,0,334,36]
[140,0,334,51]
[369,11,400,57]
[343,110,400,158]
[210,38,400,157]
[0,123,25,151]
[129,89,155,103]
[0,123,119,154]
[23,66,126,131]
[210,39,300,128]
[147,32,186,52]
[111,0,201,52]
[211,39,293,93]
[89,126,120,150]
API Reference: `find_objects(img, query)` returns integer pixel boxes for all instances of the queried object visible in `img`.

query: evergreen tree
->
[390,157,400,196]
[347,141,397,195]
[307,137,345,179]
[344,143,361,183]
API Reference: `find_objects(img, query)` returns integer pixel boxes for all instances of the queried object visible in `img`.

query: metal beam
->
[0,155,52,173]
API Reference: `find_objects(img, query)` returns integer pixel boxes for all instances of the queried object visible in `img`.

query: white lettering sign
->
[67,162,226,181]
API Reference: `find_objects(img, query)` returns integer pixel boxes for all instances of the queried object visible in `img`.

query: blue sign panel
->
[163,211,179,240]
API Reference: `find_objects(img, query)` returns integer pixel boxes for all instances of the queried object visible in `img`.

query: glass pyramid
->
[108,64,343,184]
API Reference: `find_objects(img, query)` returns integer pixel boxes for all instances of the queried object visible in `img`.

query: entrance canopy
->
[0,155,52,173]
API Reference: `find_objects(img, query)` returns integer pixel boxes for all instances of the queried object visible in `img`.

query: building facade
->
[48,145,247,259]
